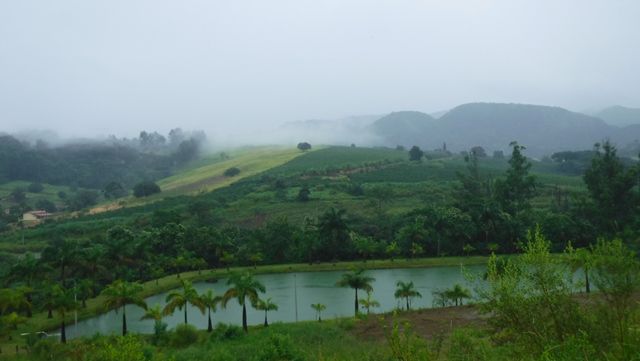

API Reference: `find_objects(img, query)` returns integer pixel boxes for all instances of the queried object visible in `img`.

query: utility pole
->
[294,274,298,322]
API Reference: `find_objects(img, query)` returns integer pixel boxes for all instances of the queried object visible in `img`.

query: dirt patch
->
[352,305,488,341]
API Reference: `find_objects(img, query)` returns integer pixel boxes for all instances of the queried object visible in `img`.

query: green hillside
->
[88,146,311,213]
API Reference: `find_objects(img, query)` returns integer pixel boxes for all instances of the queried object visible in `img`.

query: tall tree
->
[495,141,536,216]
[221,272,266,332]
[336,269,375,316]
[101,280,147,336]
[317,208,350,261]
[583,141,638,235]
[52,286,77,344]
[494,142,536,248]
[163,280,205,325]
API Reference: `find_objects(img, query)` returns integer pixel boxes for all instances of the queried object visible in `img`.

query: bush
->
[257,333,305,361]
[223,167,240,177]
[133,181,161,198]
[297,186,310,202]
[170,324,200,347]
[27,182,44,193]
[211,323,243,341]
[86,335,148,361]
[447,329,491,361]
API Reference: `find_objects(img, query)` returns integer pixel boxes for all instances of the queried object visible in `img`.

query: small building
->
[22,210,51,226]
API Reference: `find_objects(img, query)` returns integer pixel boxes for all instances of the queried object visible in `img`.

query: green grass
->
[266,146,406,176]
[88,146,310,212]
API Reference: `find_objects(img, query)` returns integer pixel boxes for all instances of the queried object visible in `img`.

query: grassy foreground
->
[0,256,488,354]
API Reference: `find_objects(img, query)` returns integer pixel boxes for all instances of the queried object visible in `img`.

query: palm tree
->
[221,272,266,332]
[565,245,592,293]
[52,285,77,343]
[76,279,95,308]
[336,269,375,316]
[394,281,422,310]
[317,208,350,260]
[201,290,221,332]
[40,283,57,319]
[255,297,278,327]
[140,304,164,334]
[8,253,41,317]
[445,284,471,306]
[163,280,205,325]
[101,280,147,336]
[311,303,326,322]
[358,291,380,315]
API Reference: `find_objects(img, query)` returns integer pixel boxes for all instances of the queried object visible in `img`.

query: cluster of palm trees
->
[335,269,426,316]
[2,267,471,345]
[98,271,276,345]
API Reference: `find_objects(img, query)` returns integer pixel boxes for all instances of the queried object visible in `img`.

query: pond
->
[66,264,485,339]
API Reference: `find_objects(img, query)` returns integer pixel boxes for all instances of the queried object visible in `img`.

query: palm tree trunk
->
[61,319,66,344]
[264,311,268,327]
[26,293,32,318]
[585,271,590,293]
[406,297,410,310]
[354,289,359,316]
[122,306,127,336]
[207,308,213,332]
[242,304,248,332]
[47,308,52,319]
[184,305,188,324]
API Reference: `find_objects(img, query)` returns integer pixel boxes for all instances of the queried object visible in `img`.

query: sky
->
[1,0,639,140]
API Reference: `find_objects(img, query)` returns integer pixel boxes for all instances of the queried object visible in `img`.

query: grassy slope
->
[87,146,310,213]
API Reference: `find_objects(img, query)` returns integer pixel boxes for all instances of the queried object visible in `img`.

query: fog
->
[1,0,639,144]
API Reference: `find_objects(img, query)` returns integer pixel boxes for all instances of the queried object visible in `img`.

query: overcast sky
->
[1,0,639,140]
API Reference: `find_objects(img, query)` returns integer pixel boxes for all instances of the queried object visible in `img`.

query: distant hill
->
[273,103,640,156]
[369,111,436,147]
[595,106,640,127]
[368,103,640,156]
[434,103,614,155]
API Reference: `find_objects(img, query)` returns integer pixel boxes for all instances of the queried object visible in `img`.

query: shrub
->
[133,181,161,198]
[211,323,243,341]
[224,167,241,177]
[27,182,44,193]
[86,335,147,361]
[257,333,305,361]
[170,324,199,347]
[297,186,310,202]
[447,329,491,361]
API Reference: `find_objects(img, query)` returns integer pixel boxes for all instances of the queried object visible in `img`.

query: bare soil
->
[352,305,488,341]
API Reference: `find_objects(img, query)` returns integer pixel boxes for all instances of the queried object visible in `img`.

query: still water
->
[67,264,484,338]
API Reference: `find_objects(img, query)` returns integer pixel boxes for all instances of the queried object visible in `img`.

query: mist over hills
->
[282,102,640,157]
[594,105,640,127]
